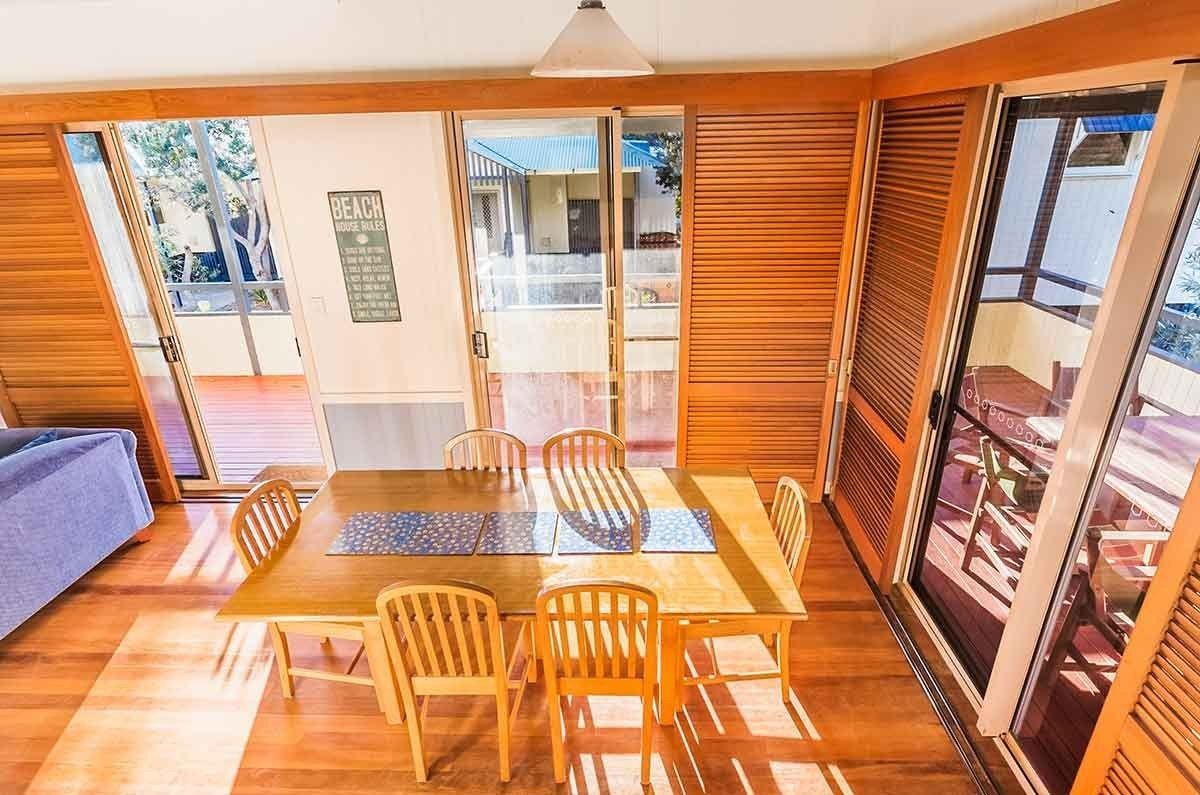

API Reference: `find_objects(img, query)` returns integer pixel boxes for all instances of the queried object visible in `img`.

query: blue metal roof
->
[1082,113,1156,133]
[468,135,665,174]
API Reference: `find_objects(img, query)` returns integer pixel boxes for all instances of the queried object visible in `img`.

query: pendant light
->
[531,0,654,78]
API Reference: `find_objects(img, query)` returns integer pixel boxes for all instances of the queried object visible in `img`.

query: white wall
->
[259,112,470,403]
[528,175,569,254]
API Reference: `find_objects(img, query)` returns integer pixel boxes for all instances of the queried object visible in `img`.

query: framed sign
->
[328,190,401,322]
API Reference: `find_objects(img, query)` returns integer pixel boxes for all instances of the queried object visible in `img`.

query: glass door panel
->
[909,84,1165,693]
[1011,161,1200,793]
[119,120,327,485]
[65,131,205,477]
[621,116,683,466]
[461,116,617,466]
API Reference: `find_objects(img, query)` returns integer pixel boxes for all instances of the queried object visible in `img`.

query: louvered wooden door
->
[0,125,176,501]
[1073,465,1200,794]
[832,90,988,582]
[677,104,868,502]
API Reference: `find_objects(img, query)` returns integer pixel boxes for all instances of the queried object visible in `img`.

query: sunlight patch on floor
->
[25,609,269,795]
[165,507,241,586]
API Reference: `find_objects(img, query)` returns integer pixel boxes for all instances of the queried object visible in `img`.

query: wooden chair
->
[961,437,1043,584]
[443,428,527,470]
[375,580,531,783]
[674,476,811,704]
[535,581,659,785]
[542,427,626,469]
[231,480,381,706]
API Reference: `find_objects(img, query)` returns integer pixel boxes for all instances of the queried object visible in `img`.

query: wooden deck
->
[0,502,977,793]
[153,375,326,484]
[192,376,326,484]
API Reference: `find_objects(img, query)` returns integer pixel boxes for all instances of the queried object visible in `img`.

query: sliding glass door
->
[453,111,683,466]
[1011,138,1200,795]
[65,130,208,478]
[116,119,327,486]
[906,65,1200,794]
[910,84,1165,691]
[902,79,1176,792]
[65,120,328,488]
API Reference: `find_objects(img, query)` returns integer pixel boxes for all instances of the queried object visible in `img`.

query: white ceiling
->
[0,0,1113,92]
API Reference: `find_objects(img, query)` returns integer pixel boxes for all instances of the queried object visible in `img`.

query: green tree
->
[122,119,274,297]
[1152,215,1200,362]
[644,132,683,216]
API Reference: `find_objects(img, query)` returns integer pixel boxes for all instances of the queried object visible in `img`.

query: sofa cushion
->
[14,430,58,456]
[0,430,154,638]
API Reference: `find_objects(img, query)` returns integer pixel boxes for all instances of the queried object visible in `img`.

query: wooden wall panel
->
[832,89,989,583]
[1073,465,1200,794]
[0,125,176,502]
[679,105,865,501]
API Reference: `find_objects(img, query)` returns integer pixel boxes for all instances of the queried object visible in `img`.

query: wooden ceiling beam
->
[872,0,1200,99]
[0,70,871,124]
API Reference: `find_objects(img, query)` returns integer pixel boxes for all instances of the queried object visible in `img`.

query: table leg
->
[659,618,680,725]
[361,619,404,725]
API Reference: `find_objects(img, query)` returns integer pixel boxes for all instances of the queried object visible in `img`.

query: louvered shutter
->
[0,125,175,501]
[1074,466,1200,794]
[677,105,866,501]
[832,90,988,581]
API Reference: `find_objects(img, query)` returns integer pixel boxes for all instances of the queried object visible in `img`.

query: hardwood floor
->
[0,502,980,793]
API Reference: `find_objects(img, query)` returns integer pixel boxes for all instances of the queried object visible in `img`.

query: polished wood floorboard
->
[0,502,979,793]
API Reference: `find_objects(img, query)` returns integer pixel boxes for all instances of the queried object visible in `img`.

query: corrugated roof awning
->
[1081,113,1156,133]
[467,135,665,174]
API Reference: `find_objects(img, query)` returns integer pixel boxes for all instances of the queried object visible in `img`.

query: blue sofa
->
[0,428,153,638]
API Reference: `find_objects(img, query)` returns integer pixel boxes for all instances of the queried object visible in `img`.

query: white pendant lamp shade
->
[532,1,654,78]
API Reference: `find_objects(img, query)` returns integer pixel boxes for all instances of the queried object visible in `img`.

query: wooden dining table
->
[1026,414,1200,529]
[215,466,807,725]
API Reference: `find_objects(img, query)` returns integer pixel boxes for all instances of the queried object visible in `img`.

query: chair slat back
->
[542,428,626,469]
[231,479,301,573]
[535,582,657,681]
[443,429,527,471]
[770,476,812,586]
[376,581,506,680]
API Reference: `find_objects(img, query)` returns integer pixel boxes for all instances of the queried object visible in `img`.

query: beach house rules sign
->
[329,190,402,322]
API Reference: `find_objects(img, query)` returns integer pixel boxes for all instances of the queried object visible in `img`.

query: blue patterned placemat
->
[639,508,717,552]
[556,508,634,554]
[476,512,559,555]
[327,511,485,555]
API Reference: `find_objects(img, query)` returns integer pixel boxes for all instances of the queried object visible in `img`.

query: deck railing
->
[165,280,290,316]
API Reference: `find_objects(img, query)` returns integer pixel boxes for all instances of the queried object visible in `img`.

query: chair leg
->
[267,624,295,698]
[400,687,427,782]
[640,691,654,787]
[496,683,512,782]
[546,677,567,784]
[961,480,989,571]
[778,620,792,703]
